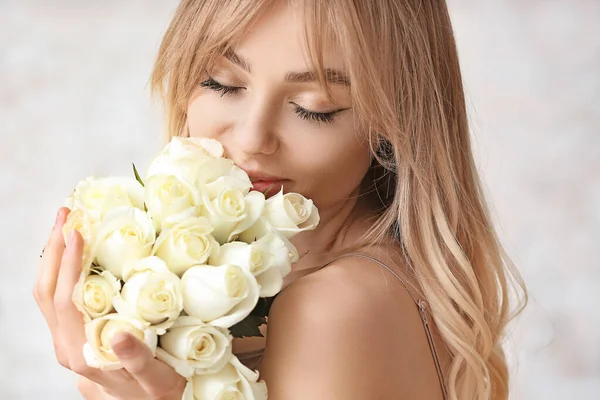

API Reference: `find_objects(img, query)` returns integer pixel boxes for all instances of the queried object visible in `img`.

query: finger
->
[113,332,187,398]
[34,208,70,366]
[78,377,122,400]
[36,207,70,282]
[34,208,70,316]
[54,230,90,375]
[77,377,101,400]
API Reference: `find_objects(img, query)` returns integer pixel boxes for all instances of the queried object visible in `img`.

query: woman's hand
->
[77,377,121,400]
[33,208,187,399]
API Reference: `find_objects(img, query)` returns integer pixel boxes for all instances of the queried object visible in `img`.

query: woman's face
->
[187,3,371,210]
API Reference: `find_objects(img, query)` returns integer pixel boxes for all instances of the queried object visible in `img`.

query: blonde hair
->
[150,1,528,399]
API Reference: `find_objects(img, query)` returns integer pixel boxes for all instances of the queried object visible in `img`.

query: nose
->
[235,99,280,157]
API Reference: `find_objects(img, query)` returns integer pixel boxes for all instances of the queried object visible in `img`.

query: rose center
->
[225,266,247,298]
[192,334,215,359]
[84,282,107,311]
[158,177,189,204]
[249,248,265,274]
[283,194,309,225]
[120,226,139,239]
[185,235,210,260]
[293,203,307,220]
[219,190,245,217]
[87,187,106,208]
[149,286,172,311]
[221,390,243,400]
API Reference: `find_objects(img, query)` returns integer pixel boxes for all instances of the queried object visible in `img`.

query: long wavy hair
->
[150,1,528,398]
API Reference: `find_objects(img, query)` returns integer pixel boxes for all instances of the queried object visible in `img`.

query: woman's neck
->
[285,188,373,277]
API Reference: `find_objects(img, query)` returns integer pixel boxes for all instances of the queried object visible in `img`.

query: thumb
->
[112,332,186,397]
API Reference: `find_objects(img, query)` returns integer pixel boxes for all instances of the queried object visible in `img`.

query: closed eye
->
[199,76,348,124]
[292,103,348,124]
[199,76,244,97]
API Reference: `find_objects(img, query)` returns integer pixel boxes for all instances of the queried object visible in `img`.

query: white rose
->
[66,176,145,220]
[191,356,268,400]
[231,356,269,399]
[62,207,98,270]
[144,175,202,232]
[113,256,183,334]
[200,190,265,244]
[181,264,260,328]
[239,189,320,241]
[152,215,219,276]
[83,313,157,370]
[195,159,253,199]
[72,269,121,323]
[144,138,226,230]
[209,232,297,297]
[157,137,224,163]
[146,137,223,184]
[93,206,156,279]
[155,316,233,378]
[165,137,225,159]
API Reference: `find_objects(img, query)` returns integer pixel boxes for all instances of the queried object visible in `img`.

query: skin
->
[34,2,450,399]
[34,209,187,399]
[185,2,373,273]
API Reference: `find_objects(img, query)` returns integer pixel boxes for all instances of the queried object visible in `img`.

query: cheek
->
[186,92,371,205]
[292,136,371,207]
[186,93,232,139]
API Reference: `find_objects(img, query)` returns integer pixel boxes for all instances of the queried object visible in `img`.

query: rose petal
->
[83,314,157,370]
[181,265,260,328]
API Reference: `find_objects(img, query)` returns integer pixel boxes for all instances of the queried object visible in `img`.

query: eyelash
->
[199,77,341,124]
[199,77,244,96]
[292,105,337,123]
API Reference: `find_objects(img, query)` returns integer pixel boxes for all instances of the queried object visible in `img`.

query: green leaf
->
[132,163,145,187]
[262,184,275,197]
[250,296,277,318]
[229,315,267,339]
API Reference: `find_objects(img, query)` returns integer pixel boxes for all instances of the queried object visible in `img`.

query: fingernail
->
[54,209,62,227]
[112,333,135,357]
[68,230,76,246]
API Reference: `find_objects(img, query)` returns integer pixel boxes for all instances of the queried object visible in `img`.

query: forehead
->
[228,2,346,75]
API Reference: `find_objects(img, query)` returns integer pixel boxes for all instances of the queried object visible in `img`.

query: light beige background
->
[1,1,598,398]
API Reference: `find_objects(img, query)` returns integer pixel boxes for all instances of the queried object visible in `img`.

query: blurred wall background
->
[1,0,598,398]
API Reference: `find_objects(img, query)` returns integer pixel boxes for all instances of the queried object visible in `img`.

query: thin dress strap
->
[323,252,448,400]
[236,252,448,400]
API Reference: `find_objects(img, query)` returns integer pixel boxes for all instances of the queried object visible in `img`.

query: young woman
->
[34,1,527,399]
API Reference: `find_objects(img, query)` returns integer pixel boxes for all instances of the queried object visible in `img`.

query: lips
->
[247,173,283,182]
[250,180,287,195]
[243,169,288,196]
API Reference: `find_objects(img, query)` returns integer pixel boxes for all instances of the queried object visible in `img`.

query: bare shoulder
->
[259,254,446,400]
[271,254,419,328]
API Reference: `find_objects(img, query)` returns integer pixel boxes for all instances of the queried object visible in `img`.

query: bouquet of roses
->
[61,137,319,399]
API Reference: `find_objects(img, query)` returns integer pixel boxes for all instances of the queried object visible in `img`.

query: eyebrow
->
[224,50,351,87]
[224,51,252,74]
